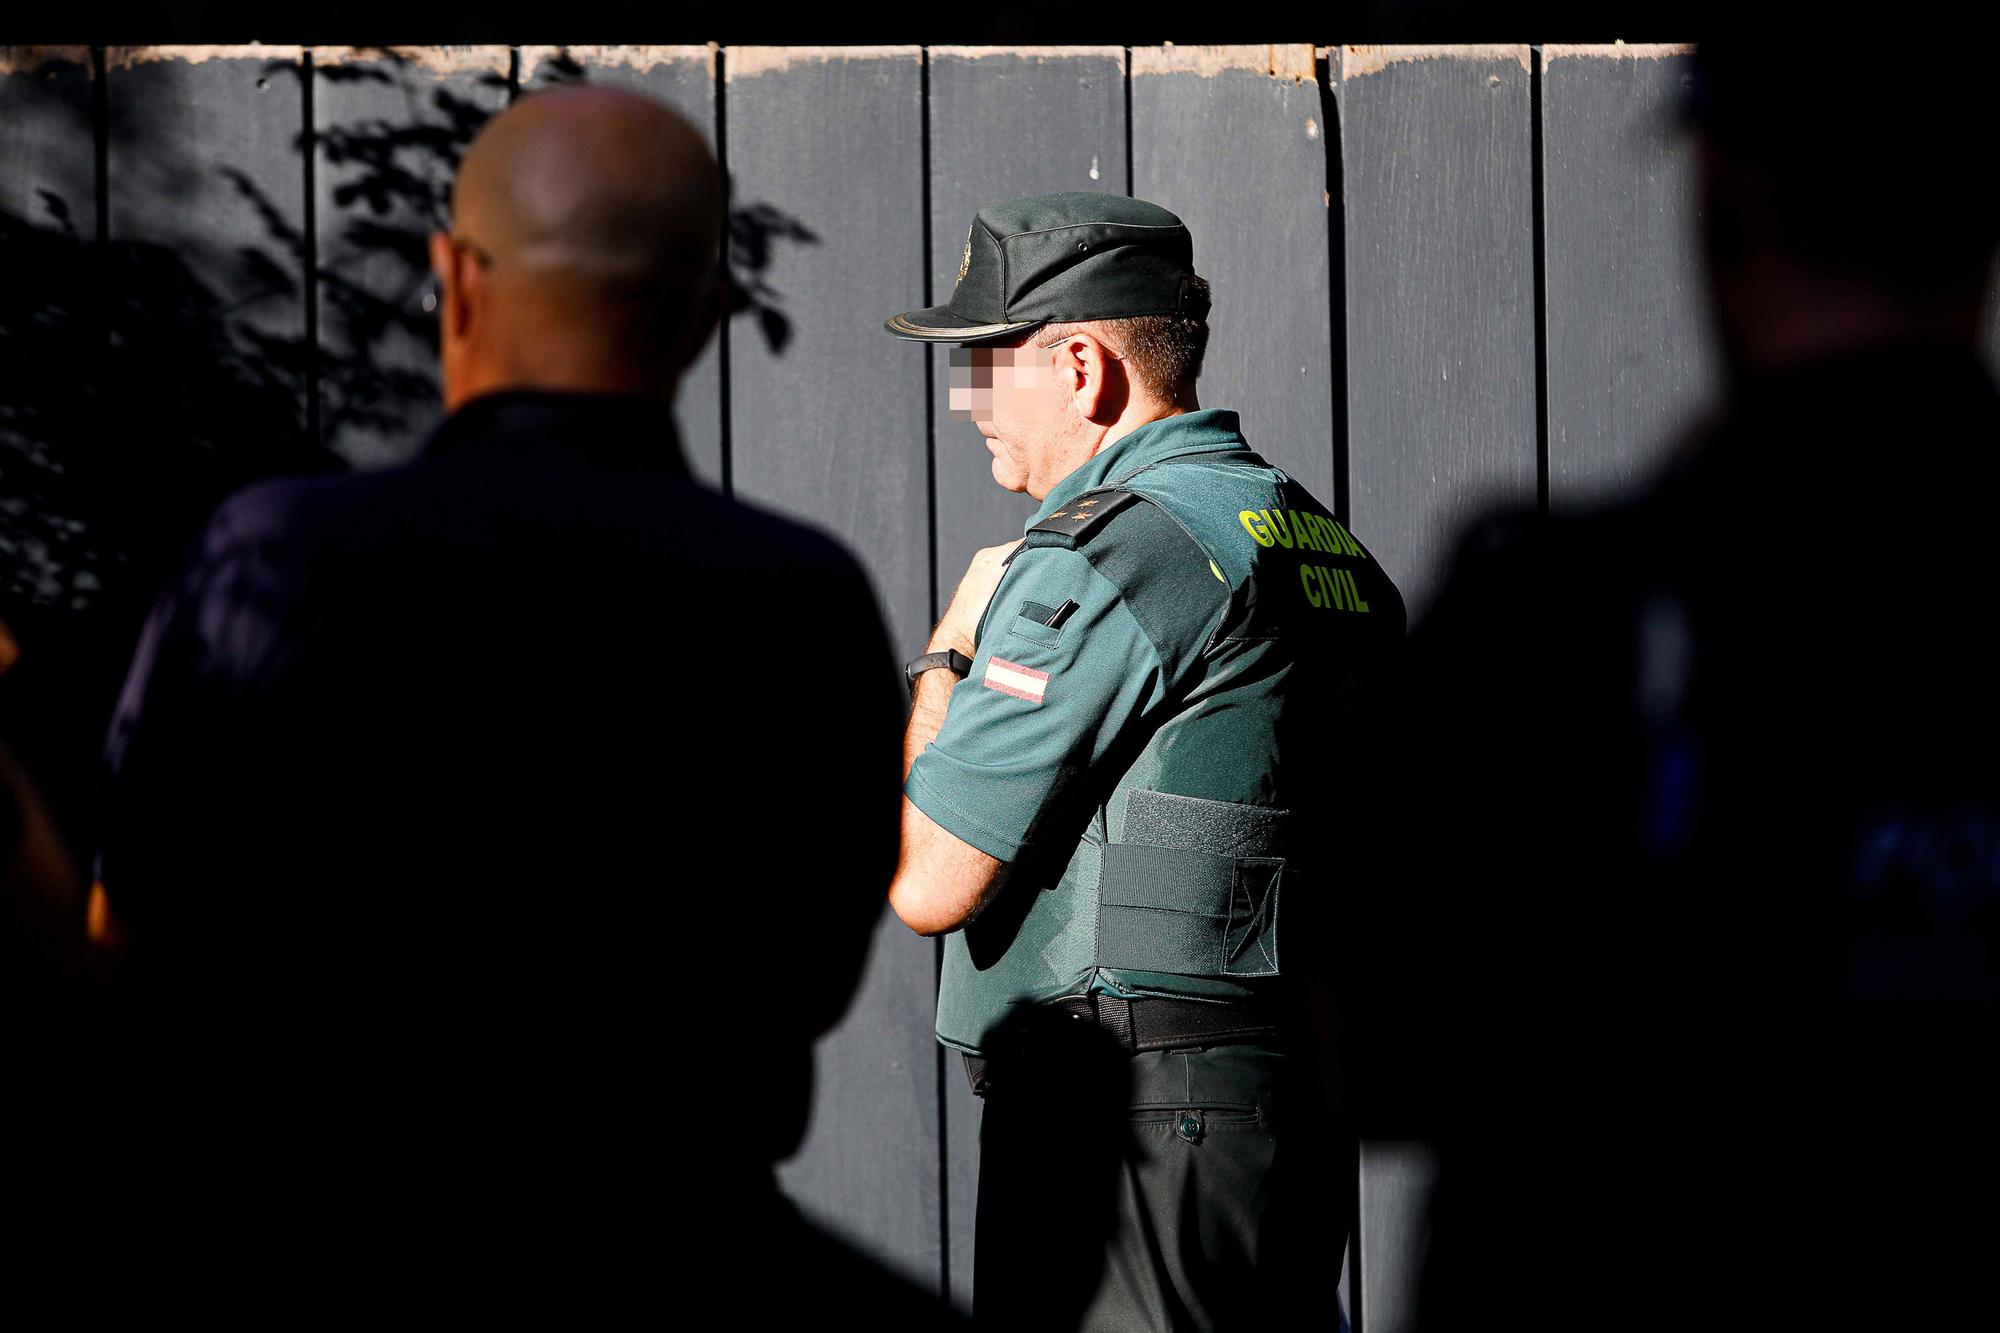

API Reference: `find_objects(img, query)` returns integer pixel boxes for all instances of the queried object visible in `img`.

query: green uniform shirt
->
[908,409,1405,1054]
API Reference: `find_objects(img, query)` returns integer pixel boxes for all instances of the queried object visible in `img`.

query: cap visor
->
[883,303,1043,344]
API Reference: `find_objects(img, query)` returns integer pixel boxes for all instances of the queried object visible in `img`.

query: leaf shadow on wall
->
[0,47,818,897]
[531,48,819,357]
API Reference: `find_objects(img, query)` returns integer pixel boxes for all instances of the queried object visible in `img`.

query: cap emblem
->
[957,227,973,286]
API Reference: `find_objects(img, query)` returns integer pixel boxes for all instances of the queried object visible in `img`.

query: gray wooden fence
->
[7,38,1995,1331]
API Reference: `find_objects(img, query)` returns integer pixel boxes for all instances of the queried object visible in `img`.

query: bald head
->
[432,85,725,409]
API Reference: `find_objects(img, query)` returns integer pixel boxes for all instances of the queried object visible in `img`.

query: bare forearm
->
[890,540,1019,934]
[895,669,1005,933]
[892,798,1005,935]
[904,669,956,780]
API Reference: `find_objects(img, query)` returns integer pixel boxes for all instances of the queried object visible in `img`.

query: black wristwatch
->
[904,648,974,692]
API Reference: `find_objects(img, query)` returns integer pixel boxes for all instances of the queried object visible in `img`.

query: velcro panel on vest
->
[1097,845,1283,978]
[1123,788,1287,856]
[1098,842,1230,975]
[1098,788,1287,979]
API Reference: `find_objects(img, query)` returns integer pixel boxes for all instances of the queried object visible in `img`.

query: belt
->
[962,995,1284,1096]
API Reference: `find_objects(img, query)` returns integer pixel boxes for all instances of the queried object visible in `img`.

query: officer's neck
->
[1093,388,1200,455]
[1030,392,1202,500]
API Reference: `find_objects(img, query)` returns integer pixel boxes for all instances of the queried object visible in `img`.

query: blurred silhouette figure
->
[87,86,946,1318]
[0,612,88,997]
[1338,32,2000,1332]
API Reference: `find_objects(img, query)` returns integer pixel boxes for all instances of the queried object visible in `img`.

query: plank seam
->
[1122,47,1134,196]
[92,44,110,463]
[919,44,949,1305]
[1531,45,1550,515]
[303,50,320,452]
[1319,52,1350,526]
[714,46,733,497]
[91,46,107,247]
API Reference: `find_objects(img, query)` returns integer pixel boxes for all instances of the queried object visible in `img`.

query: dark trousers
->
[971,1025,1350,1332]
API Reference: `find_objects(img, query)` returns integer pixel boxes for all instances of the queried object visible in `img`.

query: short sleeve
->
[906,544,1170,862]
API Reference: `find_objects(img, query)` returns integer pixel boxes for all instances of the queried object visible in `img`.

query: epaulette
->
[1021,487,1143,549]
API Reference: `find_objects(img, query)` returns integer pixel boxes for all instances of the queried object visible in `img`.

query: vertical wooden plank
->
[1131,44,1334,501]
[1356,1140,1441,1333]
[926,47,1126,574]
[723,44,939,1292]
[0,47,93,222]
[924,43,1126,1309]
[0,47,99,621]
[1338,43,1536,1333]
[105,45,313,468]
[1985,265,2000,378]
[313,46,510,469]
[1339,44,1538,617]
[518,44,725,486]
[1542,44,1717,504]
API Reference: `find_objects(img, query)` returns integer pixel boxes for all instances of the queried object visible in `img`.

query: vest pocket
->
[1009,600,1073,648]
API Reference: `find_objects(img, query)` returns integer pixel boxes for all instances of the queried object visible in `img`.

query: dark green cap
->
[885,191,1208,343]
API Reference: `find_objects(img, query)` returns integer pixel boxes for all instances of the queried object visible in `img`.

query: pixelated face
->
[946,343,1049,420]
[946,337,1073,495]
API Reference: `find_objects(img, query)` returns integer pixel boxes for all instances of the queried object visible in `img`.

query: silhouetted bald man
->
[431,86,725,409]
[95,89,934,1314]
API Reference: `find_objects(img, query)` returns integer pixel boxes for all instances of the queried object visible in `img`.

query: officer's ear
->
[1053,331,1121,424]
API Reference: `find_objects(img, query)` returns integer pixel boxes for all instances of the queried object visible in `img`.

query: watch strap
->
[905,648,974,691]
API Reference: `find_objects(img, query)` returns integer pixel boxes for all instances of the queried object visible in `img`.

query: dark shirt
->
[1346,344,2000,1329]
[97,388,903,1173]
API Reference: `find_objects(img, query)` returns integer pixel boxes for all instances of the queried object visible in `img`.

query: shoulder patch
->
[1025,488,1143,547]
[1070,491,1232,678]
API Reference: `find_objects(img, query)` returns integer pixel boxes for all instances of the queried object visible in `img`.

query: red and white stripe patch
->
[983,656,1049,704]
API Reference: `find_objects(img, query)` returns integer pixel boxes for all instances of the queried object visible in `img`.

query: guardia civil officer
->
[886,193,1405,1330]
[91,88,954,1322]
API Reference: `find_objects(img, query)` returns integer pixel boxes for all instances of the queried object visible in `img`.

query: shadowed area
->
[2,61,959,1320]
[1,49,817,897]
